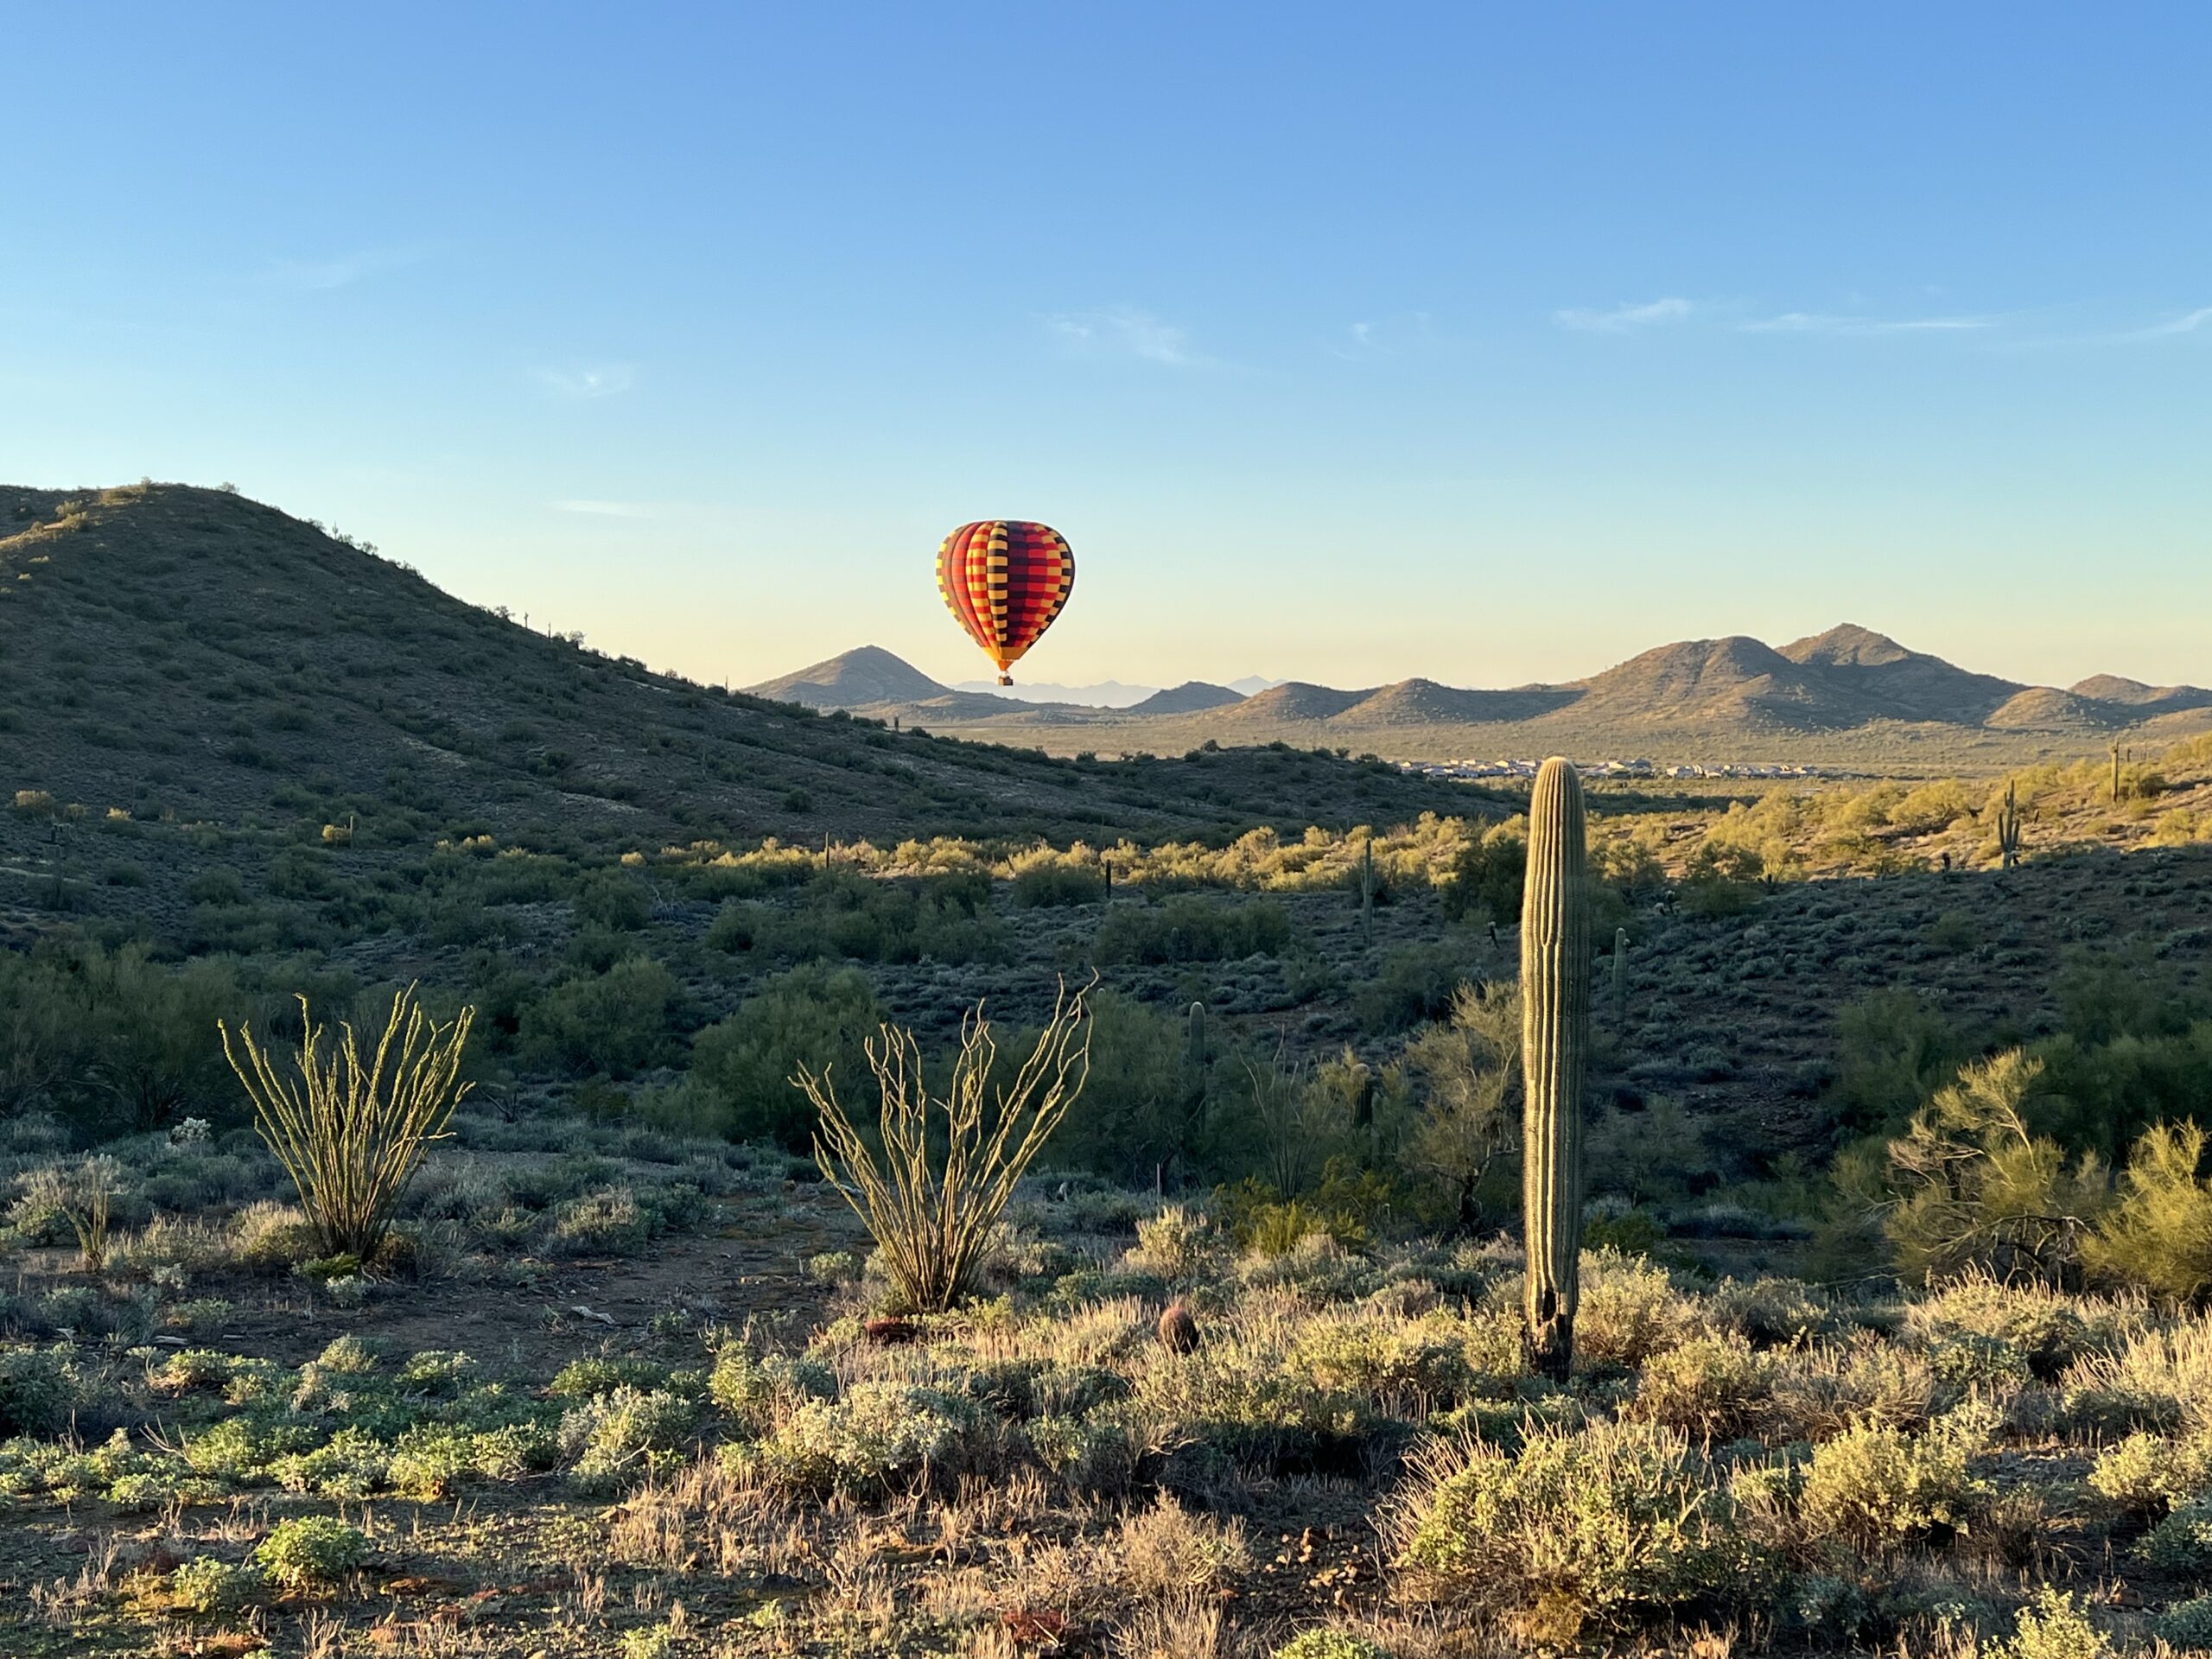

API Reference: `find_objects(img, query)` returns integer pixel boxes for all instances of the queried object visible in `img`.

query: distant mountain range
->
[747,626,2212,758]
[950,674,1285,707]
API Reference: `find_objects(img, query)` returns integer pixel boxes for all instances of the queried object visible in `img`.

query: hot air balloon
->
[936,520,1074,686]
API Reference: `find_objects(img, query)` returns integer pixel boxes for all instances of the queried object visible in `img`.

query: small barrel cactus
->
[1158,1300,1199,1355]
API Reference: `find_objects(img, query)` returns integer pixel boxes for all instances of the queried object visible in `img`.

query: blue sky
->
[6,3,2208,693]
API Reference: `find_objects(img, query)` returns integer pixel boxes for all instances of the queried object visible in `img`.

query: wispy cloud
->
[1047,306,1207,367]
[1739,310,1994,335]
[1553,297,1694,333]
[2138,305,2212,339]
[550,499,653,518]
[264,248,421,291]
[538,364,638,399]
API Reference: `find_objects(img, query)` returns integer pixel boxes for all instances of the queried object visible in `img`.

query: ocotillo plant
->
[1997,781,2024,870]
[1521,756,1590,1381]
[1611,927,1629,1028]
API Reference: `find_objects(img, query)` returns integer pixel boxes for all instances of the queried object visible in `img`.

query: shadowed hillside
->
[0,485,1497,880]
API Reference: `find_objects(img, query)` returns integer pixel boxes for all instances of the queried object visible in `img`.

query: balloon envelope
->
[936,520,1074,684]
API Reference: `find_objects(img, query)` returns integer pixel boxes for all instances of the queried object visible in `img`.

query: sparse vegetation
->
[5,485,2212,1653]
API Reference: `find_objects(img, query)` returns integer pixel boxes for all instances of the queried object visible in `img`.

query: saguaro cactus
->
[1521,756,1590,1381]
[1997,782,2024,871]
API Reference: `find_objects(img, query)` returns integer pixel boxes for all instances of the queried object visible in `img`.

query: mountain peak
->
[745,645,948,709]
[1779,623,1916,667]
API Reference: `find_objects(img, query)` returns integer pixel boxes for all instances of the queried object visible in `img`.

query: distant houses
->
[1394,757,1840,784]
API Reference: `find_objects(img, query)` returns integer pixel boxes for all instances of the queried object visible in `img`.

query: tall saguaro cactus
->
[1521,756,1590,1381]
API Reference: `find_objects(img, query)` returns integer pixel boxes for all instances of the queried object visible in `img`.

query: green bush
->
[1397,1419,1765,1642]
[1094,896,1290,965]
[520,957,680,1077]
[558,1387,698,1492]
[2082,1121,2212,1304]
[671,963,881,1147]
[1272,1632,1390,1659]
[170,1555,261,1615]
[1630,1335,1770,1441]
[2141,1494,2212,1575]
[1011,861,1106,908]
[1796,1404,1994,1548]
[708,872,1003,965]
[1354,944,1476,1034]
[252,1516,369,1591]
[753,1381,989,1494]
[0,1345,79,1438]
[1440,830,1524,926]
[574,872,652,931]
[1989,1587,2113,1659]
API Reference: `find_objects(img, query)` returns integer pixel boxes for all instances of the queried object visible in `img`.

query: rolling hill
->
[0,483,1505,939]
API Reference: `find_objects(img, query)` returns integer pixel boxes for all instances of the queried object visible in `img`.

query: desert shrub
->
[1354,943,1476,1034]
[1047,992,1222,1185]
[1708,1276,1835,1349]
[1904,1274,2106,1382]
[1402,982,1519,1232]
[803,988,1089,1313]
[232,1199,320,1271]
[2082,1120,2212,1304]
[1395,1419,1766,1641]
[0,942,247,1134]
[519,957,678,1078]
[1011,859,1106,908]
[1677,842,1765,917]
[1027,1413,1137,1493]
[0,1345,79,1437]
[221,985,474,1260]
[1441,828,1525,926]
[710,871,1003,965]
[252,1516,368,1591]
[672,964,881,1147]
[1766,1333,1942,1442]
[19,1156,122,1271]
[547,1185,651,1255]
[560,1388,698,1492]
[1829,988,1964,1135]
[707,1346,835,1431]
[574,871,652,931]
[1126,1205,1227,1281]
[1272,1634,1389,1659]
[1094,894,1290,965]
[1989,1588,2112,1659]
[170,1556,260,1614]
[1630,1334,1771,1440]
[1113,1493,1249,1595]
[752,1381,988,1494]
[2158,1596,2212,1649]
[1574,1249,1703,1368]
[2056,1313,2212,1436]
[187,869,248,907]
[1874,1050,2105,1285]
[1796,1402,1995,1548]
[2088,1430,2212,1522]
